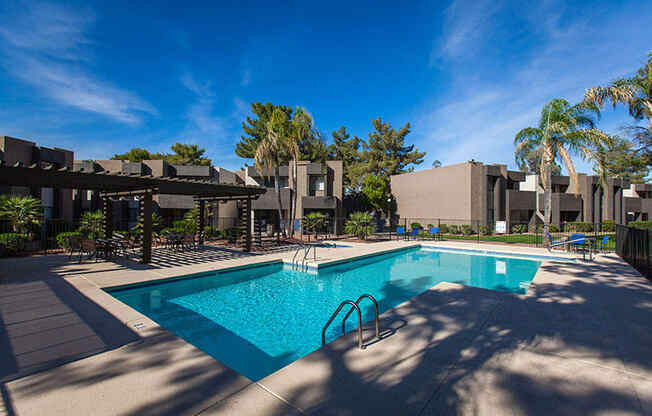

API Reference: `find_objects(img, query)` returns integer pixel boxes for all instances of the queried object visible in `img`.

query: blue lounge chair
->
[570,233,586,251]
[409,228,419,240]
[429,226,441,241]
[396,226,406,240]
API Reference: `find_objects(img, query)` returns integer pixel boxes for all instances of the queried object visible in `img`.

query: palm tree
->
[255,108,290,236]
[288,108,313,237]
[0,195,42,236]
[514,99,602,243]
[584,52,652,153]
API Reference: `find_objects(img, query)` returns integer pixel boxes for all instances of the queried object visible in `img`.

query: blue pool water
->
[108,247,541,381]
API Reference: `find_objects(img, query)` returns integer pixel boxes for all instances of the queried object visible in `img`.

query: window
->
[309,175,325,196]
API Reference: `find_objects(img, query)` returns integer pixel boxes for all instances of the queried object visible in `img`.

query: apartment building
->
[624,183,652,222]
[73,159,241,229]
[391,160,640,229]
[241,160,344,232]
[0,136,74,221]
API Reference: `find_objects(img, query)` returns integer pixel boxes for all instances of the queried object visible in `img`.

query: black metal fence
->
[616,224,652,279]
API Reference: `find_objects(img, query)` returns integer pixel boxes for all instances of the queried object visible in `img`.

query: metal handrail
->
[291,241,307,269]
[322,300,364,349]
[342,294,380,340]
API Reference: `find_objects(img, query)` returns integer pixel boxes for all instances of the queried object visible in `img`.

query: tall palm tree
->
[584,52,652,153]
[514,99,602,242]
[255,108,290,236]
[288,108,313,237]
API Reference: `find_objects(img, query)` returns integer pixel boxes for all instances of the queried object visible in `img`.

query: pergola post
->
[197,199,205,245]
[102,197,113,238]
[245,196,252,252]
[140,190,152,264]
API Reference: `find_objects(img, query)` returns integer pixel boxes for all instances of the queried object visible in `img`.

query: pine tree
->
[236,102,294,159]
[362,118,425,178]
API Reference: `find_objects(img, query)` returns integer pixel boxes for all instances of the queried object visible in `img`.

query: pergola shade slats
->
[0,162,265,262]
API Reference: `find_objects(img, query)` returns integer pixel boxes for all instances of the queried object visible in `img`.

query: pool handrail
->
[322,300,364,349]
[341,294,380,340]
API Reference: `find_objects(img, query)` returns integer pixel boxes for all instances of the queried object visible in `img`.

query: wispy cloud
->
[0,1,155,124]
[417,0,652,173]
[430,0,503,64]
[241,68,252,86]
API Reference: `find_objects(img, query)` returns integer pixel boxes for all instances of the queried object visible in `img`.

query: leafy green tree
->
[237,103,294,159]
[362,118,426,178]
[0,196,42,235]
[111,148,164,162]
[329,126,363,192]
[584,52,652,162]
[165,143,211,166]
[112,143,210,166]
[514,98,605,242]
[344,212,376,240]
[361,175,390,217]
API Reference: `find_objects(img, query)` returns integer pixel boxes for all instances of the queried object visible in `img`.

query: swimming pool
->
[107,246,541,381]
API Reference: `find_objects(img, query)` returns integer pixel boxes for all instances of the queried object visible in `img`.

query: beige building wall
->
[391,162,473,221]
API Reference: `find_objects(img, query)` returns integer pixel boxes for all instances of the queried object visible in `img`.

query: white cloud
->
[0,1,156,124]
[417,0,652,174]
[241,68,251,86]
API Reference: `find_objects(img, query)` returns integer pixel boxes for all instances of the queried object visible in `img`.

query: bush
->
[410,222,422,231]
[448,224,460,234]
[512,224,527,234]
[564,222,593,232]
[78,210,104,239]
[0,233,27,255]
[535,224,559,233]
[478,225,492,236]
[628,221,652,230]
[225,227,241,242]
[172,219,197,235]
[56,232,83,249]
[601,220,615,232]
[345,212,376,240]
[303,212,328,234]
[461,224,473,235]
[439,224,449,234]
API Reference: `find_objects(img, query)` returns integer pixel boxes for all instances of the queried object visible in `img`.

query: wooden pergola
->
[0,161,265,263]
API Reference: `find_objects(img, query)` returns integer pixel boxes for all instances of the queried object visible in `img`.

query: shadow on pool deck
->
[1,254,651,415]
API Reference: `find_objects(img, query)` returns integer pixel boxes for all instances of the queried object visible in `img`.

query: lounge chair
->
[396,226,406,240]
[409,228,419,240]
[570,233,586,251]
[429,226,441,241]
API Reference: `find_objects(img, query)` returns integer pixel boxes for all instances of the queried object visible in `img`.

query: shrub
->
[628,221,652,230]
[225,227,241,242]
[0,196,42,236]
[601,220,615,232]
[56,232,83,249]
[0,233,27,255]
[344,212,376,240]
[204,226,218,239]
[564,222,593,232]
[512,224,527,234]
[439,224,449,234]
[303,212,328,234]
[172,219,197,235]
[535,224,559,233]
[410,222,422,231]
[78,210,104,239]
[479,225,492,236]
[448,224,460,234]
[461,224,473,235]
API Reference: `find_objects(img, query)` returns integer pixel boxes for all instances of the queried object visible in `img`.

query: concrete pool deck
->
[1,241,650,415]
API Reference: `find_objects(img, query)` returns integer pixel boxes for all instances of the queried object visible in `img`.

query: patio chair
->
[570,233,586,251]
[183,234,197,251]
[409,228,420,240]
[79,238,99,262]
[429,226,441,241]
[396,226,406,240]
[66,235,83,261]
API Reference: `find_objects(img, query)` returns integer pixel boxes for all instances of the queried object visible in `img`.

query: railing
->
[616,224,652,279]
[322,294,380,349]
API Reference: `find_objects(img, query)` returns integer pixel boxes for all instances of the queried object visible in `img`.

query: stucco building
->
[391,161,647,230]
[0,136,74,221]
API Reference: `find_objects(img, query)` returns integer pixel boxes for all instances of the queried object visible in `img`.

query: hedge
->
[628,221,652,230]
[56,232,83,249]
[564,222,594,232]
[0,233,27,256]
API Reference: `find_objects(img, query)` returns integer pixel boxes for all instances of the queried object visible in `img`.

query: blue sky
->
[1,0,651,173]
